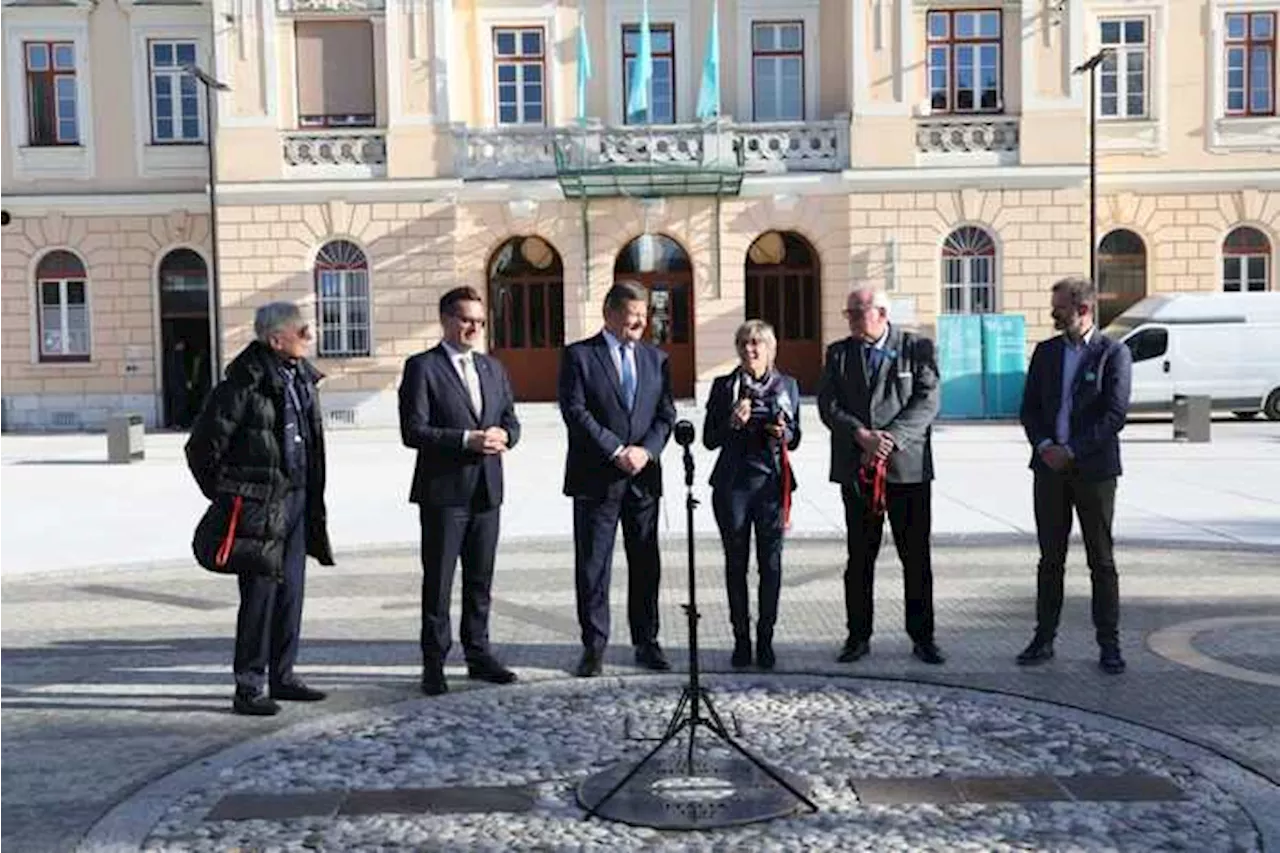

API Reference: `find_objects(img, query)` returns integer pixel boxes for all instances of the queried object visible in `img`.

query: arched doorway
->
[157,248,212,429]
[1098,229,1147,326]
[614,234,695,398]
[744,230,822,393]
[488,236,565,401]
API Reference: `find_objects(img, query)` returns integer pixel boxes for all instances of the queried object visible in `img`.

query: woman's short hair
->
[734,319,778,361]
[254,302,303,343]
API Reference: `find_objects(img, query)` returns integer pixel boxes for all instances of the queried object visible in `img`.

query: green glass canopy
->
[553,133,744,199]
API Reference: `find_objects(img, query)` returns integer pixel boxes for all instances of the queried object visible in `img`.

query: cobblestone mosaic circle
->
[141,675,1262,852]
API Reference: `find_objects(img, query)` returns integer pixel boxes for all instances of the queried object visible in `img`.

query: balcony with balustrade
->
[281,129,387,179]
[452,117,851,185]
[914,114,1022,168]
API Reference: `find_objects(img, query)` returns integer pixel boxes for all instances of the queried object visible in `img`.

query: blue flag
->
[695,0,721,120]
[576,4,592,124]
[626,0,653,122]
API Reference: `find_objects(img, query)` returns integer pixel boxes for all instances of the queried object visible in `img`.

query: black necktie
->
[864,343,882,376]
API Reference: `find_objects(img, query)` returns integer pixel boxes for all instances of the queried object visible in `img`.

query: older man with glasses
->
[186,302,335,716]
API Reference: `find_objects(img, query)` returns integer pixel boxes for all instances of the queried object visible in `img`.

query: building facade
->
[3,0,1278,430]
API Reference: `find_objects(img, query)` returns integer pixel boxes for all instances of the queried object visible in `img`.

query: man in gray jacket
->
[817,286,944,666]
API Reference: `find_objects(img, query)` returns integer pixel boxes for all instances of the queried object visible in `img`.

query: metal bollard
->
[106,413,146,463]
[1172,395,1211,443]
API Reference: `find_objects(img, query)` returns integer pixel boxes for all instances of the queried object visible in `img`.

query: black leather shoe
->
[233,690,279,716]
[269,680,326,702]
[837,639,870,663]
[730,638,752,668]
[1099,645,1126,675]
[635,643,671,671]
[912,642,946,665]
[421,663,448,696]
[1016,639,1055,666]
[575,649,603,678]
[756,640,776,671]
[466,656,518,685]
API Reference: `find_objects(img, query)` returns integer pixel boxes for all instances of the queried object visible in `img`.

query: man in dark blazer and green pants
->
[818,285,944,666]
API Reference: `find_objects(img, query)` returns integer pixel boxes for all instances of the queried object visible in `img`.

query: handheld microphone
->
[674,419,696,447]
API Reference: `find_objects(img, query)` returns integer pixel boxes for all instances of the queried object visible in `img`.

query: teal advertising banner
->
[936,314,1027,419]
[981,314,1027,418]
[937,315,986,419]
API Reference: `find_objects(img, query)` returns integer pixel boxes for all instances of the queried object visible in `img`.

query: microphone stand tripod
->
[583,430,819,820]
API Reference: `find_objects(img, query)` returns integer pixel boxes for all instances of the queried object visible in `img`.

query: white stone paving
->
[3,409,1278,576]
[135,676,1262,852]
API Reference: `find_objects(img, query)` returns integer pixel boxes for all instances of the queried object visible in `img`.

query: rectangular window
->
[1099,18,1149,119]
[149,40,202,143]
[24,41,78,146]
[1225,11,1276,116]
[752,21,804,121]
[493,27,545,125]
[38,278,90,360]
[926,10,1002,113]
[317,269,371,356]
[622,23,675,124]
[295,21,376,128]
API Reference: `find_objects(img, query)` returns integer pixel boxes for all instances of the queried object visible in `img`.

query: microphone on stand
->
[674,419,695,487]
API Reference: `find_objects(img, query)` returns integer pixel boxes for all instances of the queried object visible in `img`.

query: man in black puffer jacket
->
[186,301,335,716]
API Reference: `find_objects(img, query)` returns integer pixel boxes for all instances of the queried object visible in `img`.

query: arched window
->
[1097,229,1147,326]
[941,226,997,314]
[314,240,370,356]
[35,250,90,362]
[487,236,565,402]
[1222,226,1271,292]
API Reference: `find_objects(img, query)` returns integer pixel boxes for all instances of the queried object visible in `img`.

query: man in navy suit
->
[398,286,522,695]
[558,281,676,677]
[1018,276,1132,675]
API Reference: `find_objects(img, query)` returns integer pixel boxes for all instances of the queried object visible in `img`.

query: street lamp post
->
[184,64,231,390]
[1073,48,1113,285]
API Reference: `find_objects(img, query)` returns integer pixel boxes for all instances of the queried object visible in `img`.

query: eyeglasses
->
[843,306,879,318]
[451,314,486,328]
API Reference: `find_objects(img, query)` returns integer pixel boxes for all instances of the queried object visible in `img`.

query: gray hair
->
[848,284,892,311]
[604,280,649,313]
[735,319,778,362]
[254,301,304,343]
[1051,276,1097,310]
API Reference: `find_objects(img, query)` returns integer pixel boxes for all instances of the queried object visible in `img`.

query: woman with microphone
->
[702,320,801,670]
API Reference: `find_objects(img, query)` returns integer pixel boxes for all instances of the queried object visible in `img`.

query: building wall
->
[1,207,211,430]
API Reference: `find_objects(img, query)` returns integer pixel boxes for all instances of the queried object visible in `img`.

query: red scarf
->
[858,456,888,517]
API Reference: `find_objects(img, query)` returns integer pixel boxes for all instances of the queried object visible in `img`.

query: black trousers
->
[573,482,661,653]
[712,473,784,642]
[419,486,501,665]
[234,489,307,692]
[841,481,935,645]
[1032,471,1120,646]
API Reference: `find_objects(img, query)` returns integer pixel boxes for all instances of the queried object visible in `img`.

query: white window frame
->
[1208,0,1280,152]
[148,39,205,143]
[314,241,373,358]
[1221,227,1274,292]
[128,6,210,177]
[1098,17,1150,119]
[737,0,820,123]
[492,26,547,125]
[3,7,94,181]
[476,3,558,128]
[1089,0,1168,154]
[606,0,692,125]
[940,226,999,315]
[32,252,92,363]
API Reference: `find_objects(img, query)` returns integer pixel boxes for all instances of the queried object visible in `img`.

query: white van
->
[1101,292,1280,420]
